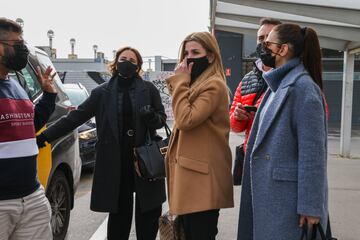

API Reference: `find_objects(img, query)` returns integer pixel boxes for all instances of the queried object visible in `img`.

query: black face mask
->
[255,43,262,58]
[2,43,29,71]
[187,56,210,84]
[117,60,138,78]
[259,45,277,69]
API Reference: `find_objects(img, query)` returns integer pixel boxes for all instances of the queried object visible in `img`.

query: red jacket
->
[229,66,267,152]
[230,67,329,152]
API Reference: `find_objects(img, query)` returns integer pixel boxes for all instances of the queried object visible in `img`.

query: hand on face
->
[36,66,57,93]
[175,57,193,76]
[174,40,212,84]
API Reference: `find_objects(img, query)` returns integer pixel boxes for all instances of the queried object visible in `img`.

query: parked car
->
[10,45,81,240]
[62,83,97,169]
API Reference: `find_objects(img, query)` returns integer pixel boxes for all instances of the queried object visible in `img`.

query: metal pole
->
[155,56,162,71]
[148,58,152,71]
[340,50,354,158]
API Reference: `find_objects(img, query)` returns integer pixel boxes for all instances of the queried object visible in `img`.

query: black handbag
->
[301,222,337,240]
[134,123,171,180]
[233,144,244,185]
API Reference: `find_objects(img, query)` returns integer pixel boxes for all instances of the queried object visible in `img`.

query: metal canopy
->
[210,0,360,157]
[211,0,360,51]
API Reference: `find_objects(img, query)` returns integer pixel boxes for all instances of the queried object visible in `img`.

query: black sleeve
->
[146,82,167,130]
[34,91,57,132]
[43,87,100,142]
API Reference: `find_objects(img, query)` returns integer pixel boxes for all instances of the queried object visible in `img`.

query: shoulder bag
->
[134,122,171,180]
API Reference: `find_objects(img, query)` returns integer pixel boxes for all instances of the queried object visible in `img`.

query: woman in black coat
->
[37,47,166,240]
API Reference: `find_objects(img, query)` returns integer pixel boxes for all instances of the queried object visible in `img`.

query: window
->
[20,67,42,99]
[64,88,88,106]
[323,72,360,81]
[36,51,66,93]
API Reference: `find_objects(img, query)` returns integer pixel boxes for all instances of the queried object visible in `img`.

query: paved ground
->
[66,127,360,240]
[66,168,107,240]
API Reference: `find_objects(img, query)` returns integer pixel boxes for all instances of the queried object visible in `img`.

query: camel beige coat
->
[165,70,234,215]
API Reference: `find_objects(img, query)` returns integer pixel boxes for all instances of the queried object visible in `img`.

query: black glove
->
[139,105,156,120]
[36,133,48,148]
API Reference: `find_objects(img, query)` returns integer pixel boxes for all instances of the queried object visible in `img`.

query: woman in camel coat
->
[165,32,234,239]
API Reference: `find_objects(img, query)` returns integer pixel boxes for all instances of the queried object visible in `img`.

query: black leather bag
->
[134,123,171,180]
[233,144,244,185]
[301,223,337,240]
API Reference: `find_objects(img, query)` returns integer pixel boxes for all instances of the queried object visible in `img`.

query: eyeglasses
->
[263,41,283,48]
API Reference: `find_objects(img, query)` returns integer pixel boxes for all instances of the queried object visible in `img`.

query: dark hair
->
[108,46,143,76]
[273,23,323,90]
[0,18,22,40]
[259,18,282,26]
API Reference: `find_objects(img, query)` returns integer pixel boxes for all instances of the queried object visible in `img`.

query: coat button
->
[265,154,270,160]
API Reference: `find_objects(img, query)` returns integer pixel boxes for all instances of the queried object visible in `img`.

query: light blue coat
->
[237,59,328,240]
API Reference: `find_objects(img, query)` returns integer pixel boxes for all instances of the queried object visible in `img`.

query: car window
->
[13,71,31,99]
[8,65,42,101]
[35,51,66,93]
[20,67,42,100]
[64,88,88,106]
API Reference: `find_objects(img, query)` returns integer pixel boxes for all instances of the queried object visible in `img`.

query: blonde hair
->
[178,32,226,83]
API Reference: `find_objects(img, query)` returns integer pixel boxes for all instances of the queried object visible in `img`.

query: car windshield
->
[65,88,88,106]
[35,51,66,93]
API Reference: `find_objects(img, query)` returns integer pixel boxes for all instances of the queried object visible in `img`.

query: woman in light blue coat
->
[237,23,328,240]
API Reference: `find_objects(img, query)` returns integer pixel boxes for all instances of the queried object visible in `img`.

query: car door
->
[15,65,53,188]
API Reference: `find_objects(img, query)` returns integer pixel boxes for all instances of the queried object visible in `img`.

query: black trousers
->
[180,209,220,240]
[107,134,162,240]
[107,194,161,240]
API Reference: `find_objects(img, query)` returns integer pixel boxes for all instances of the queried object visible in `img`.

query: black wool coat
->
[43,75,166,213]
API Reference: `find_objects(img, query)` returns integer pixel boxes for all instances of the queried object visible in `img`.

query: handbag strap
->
[160,117,172,138]
[144,119,171,144]
[301,222,309,240]
[164,122,172,138]
[312,223,327,240]
[301,222,327,240]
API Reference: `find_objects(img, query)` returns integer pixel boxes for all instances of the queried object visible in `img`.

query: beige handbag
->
[159,212,186,240]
